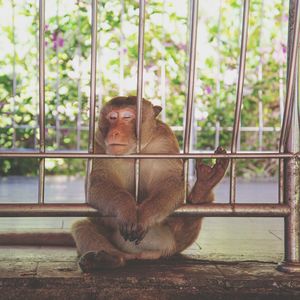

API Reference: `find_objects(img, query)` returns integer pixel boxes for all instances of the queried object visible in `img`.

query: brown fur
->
[71,96,229,272]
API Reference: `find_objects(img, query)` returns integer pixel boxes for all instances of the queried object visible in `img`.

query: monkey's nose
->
[109,130,122,142]
[112,130,120,138]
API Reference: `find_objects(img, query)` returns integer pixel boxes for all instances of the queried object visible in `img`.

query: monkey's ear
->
[153,105,162,117]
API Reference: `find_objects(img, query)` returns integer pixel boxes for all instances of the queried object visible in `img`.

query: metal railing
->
[0,0,299,272]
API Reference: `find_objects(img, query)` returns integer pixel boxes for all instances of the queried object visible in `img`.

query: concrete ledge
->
[0,247,300,299]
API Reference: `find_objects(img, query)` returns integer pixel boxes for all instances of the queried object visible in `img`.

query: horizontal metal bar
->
[174,203,291,217]
[0,204,290,217]
[0,125,282,132]
[0,151,298,159]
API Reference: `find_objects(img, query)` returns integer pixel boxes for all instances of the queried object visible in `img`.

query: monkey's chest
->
[115,160,151,201]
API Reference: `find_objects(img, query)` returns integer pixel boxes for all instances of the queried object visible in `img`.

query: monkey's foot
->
[78,250,126,272]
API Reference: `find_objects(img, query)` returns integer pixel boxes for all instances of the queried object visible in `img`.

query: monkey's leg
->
[71,219,135,272]
[165,216,203,255]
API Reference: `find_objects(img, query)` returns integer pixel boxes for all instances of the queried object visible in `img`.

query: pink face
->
[105,108,136,155]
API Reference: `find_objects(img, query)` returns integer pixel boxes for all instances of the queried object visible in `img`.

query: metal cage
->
[0,0,299,272]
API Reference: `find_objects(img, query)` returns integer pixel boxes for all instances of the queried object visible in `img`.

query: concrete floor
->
[0,176,283,262]
[0,246,299,300]
[1,176,294,299]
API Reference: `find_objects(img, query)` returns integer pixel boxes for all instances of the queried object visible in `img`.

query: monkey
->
[71,96,229,272]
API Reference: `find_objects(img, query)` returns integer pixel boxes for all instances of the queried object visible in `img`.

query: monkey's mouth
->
[106,143,131,154]
[108,143,128,147]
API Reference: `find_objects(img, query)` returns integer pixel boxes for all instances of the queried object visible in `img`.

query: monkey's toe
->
[79,250,125,272]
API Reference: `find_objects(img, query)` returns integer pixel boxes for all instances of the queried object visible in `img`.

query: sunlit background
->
[0,0,288,203]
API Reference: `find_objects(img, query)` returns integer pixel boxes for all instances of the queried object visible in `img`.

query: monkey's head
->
[99,96,162,155]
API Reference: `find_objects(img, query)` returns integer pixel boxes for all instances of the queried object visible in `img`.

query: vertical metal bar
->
[97,3,103,117]
[278,0,300,273]
[229,0,250,204]
[76,2,82,150]
[279,0,300,151]
[279,66,285,123]
[278,0,287,204]
[86,0,97,203]
[88,0,97,154]
[11,0,16,149]
[38,0,46,204]
[119,0,125,95]
[215,0,222,149]
[135,0,146,202]
[258,0,265,151]
[184,0,199,154]
[161,0,167,123]
[76,45,82,150]
[279,0,300,205]
[160,61,166,123]
[55,0,60,149]
[279,63,300,271]
[34,0,39,150]
[183,0,199,201]
[279,0,286,125]
[77,85,82,149]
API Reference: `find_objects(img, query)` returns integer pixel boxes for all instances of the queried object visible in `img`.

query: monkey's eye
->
[120,111,134,120]
[107,112,118,121]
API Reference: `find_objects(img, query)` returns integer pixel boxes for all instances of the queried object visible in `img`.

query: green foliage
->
[0,0,288,178]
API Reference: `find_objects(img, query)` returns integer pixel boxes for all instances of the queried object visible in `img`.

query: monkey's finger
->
[127,229,136,242]
[215,148,229,170]
[125,223,137,242]
[135,227,148,244]
[135,232,146,245]
[119,225,128,241]
[215,146,224,153]
[125,224,133,240]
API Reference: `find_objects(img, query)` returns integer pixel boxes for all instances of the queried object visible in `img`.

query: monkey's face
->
[104,108,137,155]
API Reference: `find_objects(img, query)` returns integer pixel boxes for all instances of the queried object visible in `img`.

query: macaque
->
[71,96,229,272]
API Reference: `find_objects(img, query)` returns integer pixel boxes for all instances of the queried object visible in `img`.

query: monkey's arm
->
[133,160,184,243]
[88,167,137,241]
[138,176,184,224]
[188,147,229,204]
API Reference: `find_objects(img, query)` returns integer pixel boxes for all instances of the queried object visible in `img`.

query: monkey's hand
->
[126,205,150,245]
[116,198,138,242]
[189,146,229,203]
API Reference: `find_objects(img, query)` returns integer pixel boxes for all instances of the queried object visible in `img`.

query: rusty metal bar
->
[38,0,46,204]
[278,0,300,273]
[279,2,300,152]
[279,106,300,271]
[0,151,298,159]
[135,0,145,202]
[0,203,290,218]
[229,0,250,204]
[279,0,300,205]
[184,0,199,201]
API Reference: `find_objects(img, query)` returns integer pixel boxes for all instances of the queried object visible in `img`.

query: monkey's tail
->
[0,230,75,247]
